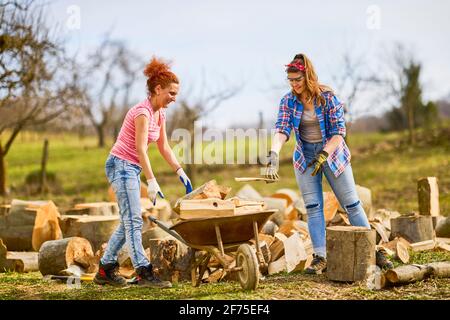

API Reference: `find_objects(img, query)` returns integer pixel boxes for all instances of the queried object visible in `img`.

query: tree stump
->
[38,237,95,276]
[59,215,120,251]
[390,214,434,243]
[326,226,376,282]
[0,199,62,251]
[417,177,440,216]
[435,216,450,238]
[148,237,195,282]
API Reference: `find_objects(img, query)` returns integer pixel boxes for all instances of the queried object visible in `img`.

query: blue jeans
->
[294,140,370,258]
[100,155,150,268]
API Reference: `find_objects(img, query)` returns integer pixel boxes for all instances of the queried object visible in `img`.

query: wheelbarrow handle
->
[148,216,188,246]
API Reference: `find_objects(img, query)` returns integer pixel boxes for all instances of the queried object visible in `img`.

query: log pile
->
[0,199,62,251]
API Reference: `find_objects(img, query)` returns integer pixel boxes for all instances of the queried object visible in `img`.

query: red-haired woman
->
[94,57,192,288]
[266,53,393,274]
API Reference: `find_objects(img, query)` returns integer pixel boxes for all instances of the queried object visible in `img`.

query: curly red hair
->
[144,56,179,95]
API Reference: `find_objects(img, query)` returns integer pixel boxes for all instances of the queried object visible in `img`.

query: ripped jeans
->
[294,140,370,258]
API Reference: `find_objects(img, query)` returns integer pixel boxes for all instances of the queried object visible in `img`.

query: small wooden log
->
[148,238,195,282]
[427,261,450,277]
[410,239,436,252]
[173,180,228,213]
[59,215,120,251]
[390,214,434,243]
[385,262,450,286]
[269,233,287,262]
[379,237,411,263]
[0,238,38,272]
[385,264,431,284]
[417,177,440,216]
[326,226,376,282]
[38,237,95,276]
[435,216,450,238]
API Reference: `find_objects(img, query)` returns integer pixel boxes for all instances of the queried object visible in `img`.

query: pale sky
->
[47,0,450,129]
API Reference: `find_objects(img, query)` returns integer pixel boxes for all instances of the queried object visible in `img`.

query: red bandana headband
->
[285,62,305,72]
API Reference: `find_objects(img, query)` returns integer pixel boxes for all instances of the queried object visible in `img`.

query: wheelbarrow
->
[148,209,277,290]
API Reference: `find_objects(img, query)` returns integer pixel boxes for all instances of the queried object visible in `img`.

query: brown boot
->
[304,254,327,274]
[135,264,172,288]
[94,261,127,287]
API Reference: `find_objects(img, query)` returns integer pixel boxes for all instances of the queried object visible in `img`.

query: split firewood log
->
[0,200,62,251]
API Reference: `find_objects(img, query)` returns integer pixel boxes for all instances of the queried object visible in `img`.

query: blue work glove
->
[176,168,193,194]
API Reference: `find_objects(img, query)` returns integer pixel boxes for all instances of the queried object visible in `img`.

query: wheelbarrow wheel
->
[236,244,259,290]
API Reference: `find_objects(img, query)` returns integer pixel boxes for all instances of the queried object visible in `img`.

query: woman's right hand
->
[146,178,165,205]
[264,151,280,182]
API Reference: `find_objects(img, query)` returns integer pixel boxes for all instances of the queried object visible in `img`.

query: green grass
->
[0,250,448,300]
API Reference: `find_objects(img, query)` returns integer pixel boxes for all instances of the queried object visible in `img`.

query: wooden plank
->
[179,198,235,219]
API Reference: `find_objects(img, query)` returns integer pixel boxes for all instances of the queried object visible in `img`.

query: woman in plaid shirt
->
[266,53,392,274]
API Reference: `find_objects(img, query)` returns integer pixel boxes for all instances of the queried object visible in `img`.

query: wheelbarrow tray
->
[170,210,276,247]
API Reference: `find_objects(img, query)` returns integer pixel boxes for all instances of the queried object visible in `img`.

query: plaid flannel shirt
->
[275,91,351,177]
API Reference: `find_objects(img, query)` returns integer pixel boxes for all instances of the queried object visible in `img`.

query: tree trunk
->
[408,104,416,145]
[95,124,106,148]
[390,214,434,243]
[0,143,8,196]
[326,226,376,282]
[38,237,95,276]
[39,139,49,194]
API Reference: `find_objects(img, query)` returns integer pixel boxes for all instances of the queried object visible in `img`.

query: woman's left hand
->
[307,150,329,176]
[176,168,193,194]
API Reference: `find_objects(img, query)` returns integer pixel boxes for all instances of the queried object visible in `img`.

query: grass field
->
[0,125,449,300]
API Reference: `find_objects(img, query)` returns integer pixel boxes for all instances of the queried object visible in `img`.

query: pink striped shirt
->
[110,98,166,166]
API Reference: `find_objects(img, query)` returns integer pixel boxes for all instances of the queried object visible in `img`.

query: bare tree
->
[78,37,144,147]
[167,80,241,185]
[331,51,383,128]
[0,0,81,195]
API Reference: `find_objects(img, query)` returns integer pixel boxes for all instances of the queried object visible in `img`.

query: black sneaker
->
[94,261,127,287]
[376,248,394,270]
[135,264,172,288]
[304,254,327,274]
